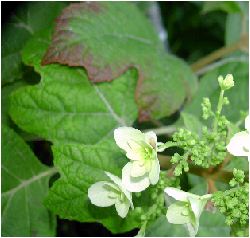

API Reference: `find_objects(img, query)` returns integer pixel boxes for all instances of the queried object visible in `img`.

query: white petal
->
[164,187,189,202]
[131,161,147,177]
[126,150,144,161]
[105,171,133,209]
[245,115,250,132]
[88,181,116,207]
[187,196,206,221]
[148,159,160,185]
[166,202,191,224]
[115,199,130,218]
[114,127,144,154]
[226,131,249,156]
[122,163,150,192]
[145,131,157,149]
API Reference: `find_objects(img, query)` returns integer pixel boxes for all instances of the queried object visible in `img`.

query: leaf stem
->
[191,35,248,73]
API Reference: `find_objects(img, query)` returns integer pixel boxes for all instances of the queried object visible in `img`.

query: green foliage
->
[145,215,189,236]
[45,140,143,233]
[225,1,248,46]
[184,62,249,122]
[41,2,197,121]
[180,112,203,136]
[145,211,230,237]
[202,2,242,14]
[197,211,230,237]
[1,2,66,86]
[1,125,56,236]
[9,66,138,145]
[2,2,249,237]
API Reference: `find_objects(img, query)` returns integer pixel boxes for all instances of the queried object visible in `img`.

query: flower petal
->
[105,171,133,209]
[114,127,144,154]
[166,201,192,224]
[148,159,160,185]
[226,131,249,156]
[122,162,150,192]
[131,161,147,177]
[187,196,207,221]
[164,187,189,202]
[88,181,116,207]
[115,199,130,218]
[145,131,157,149]
[105,172,123,188]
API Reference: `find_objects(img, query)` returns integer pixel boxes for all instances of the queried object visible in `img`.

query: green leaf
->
[202,2,242,14]
[41,2,197,121]
[180,112,203,136]
[9,29,138,145]
[188,174,208,196]
[1,2,66,86]
[9,64,138,144]
[145,211,230,237]
[184,62,249,122]
[2,81,27,126]
[224,157,249,172]
[45,140,142,233]
[145,215,189,237]
[225,2,248,46]
[197,211,230,237]
[1,124,57,236]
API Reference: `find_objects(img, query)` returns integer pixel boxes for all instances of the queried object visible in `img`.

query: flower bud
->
[218,74,234,90]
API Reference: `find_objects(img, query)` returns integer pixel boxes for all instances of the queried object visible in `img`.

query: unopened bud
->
[218,74,234,90]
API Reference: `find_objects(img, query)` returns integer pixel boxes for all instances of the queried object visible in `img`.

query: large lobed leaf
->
[41,2,197,121]
[9,66,137,145]
[9,28,138,145]
[1,125,56,236]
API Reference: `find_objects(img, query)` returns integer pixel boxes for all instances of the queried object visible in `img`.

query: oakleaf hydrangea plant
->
[88,74,249,236]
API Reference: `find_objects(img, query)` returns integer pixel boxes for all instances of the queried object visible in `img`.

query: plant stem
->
[191,35,248,73]
[213,89,224,132]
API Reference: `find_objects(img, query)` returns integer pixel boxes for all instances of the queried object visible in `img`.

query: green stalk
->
[213,89,224,132]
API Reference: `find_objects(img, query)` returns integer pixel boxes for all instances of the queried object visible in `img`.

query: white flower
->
[88,172,133,218]
[114,127,160,192]
[164,187,212,236]
[227,115,249,157]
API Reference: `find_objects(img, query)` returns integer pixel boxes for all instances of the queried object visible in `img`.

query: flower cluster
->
[162,74,233,176]
[212,170,249,234]
[87,74,247,237]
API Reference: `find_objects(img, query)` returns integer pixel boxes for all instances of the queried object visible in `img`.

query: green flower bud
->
[218,74,234,90]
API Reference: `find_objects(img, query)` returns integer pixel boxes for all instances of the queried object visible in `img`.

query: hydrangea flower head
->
[114,127,160,192]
